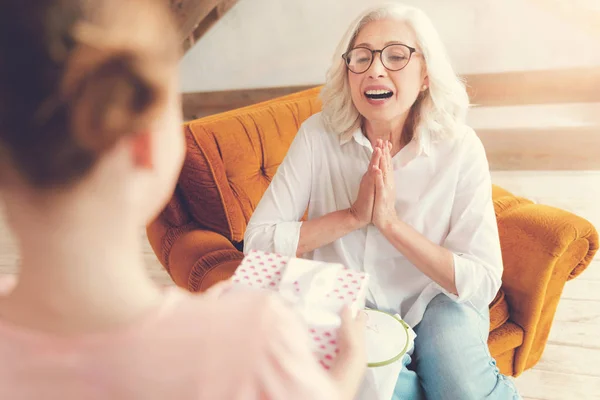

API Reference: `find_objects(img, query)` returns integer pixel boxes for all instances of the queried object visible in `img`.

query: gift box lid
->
[364,309,410,368]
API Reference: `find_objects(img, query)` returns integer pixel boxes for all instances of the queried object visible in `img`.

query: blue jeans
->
[393,294,521,400]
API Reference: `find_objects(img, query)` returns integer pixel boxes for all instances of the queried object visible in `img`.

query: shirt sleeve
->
[255,295,339,400]
[243,124,313,257]
[441,130,503,309]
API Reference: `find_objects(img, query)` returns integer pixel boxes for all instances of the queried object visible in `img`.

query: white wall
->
[180,0,600,93]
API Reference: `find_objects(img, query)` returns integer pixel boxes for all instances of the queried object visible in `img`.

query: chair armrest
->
[496,198,598,375]
[146,189,243,292]
[170,228,243,291]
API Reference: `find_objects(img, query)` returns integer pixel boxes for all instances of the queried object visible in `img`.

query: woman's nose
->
[367,53,387,78]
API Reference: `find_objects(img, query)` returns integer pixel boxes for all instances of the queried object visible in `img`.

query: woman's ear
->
[129,131,153,169]
[422,75,429,91]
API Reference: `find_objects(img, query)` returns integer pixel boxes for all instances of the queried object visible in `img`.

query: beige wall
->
[179,0,600,93]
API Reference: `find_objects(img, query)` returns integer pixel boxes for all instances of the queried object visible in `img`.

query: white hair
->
[320,2,470,142]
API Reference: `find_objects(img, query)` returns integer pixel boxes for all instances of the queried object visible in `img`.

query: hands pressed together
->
[350,139,398,231]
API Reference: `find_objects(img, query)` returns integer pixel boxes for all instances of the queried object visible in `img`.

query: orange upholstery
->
[147,87,598,377]
[177,87,322,243]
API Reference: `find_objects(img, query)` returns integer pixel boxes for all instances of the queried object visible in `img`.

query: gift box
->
[232,249,370,369]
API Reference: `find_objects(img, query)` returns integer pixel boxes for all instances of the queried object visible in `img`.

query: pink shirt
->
[0,278,337,400]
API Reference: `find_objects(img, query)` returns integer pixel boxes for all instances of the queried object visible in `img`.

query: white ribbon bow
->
[278,258,345,328]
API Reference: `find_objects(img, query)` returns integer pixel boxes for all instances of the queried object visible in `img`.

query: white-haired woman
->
[245,3,521,399]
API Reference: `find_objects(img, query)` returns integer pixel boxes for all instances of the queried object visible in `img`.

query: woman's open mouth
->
[364,89,394,100]
[364,88,394,105]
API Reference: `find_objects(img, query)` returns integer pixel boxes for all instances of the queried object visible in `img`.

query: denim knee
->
[413,294,521,399]
[416,294,488,345]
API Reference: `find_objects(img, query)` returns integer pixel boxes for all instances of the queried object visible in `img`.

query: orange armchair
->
[147,87,598,377]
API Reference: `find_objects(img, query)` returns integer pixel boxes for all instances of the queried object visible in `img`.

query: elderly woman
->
[245,3,521,400]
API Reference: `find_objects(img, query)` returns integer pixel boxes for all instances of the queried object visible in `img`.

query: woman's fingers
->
[370,147,381,169]
[386,142,393,176]
[376,147,386,183]
[371,140,393,185]
[374,166,384,191]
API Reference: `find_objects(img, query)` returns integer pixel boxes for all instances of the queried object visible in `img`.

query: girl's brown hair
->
[0,0,180,188]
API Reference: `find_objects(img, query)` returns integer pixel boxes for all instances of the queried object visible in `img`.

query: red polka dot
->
[329,340,336,345]
[314,337,321,342]
[325,354,333,360]
[324,332,332,337]
[269,282,276,286]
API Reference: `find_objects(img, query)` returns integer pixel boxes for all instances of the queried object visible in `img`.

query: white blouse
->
[244,113,503,327]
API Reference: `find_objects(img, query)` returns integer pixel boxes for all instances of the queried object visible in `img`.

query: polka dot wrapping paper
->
[232,249,370,369]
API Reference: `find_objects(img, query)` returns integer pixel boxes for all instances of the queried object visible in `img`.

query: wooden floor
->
[0,170,599,399]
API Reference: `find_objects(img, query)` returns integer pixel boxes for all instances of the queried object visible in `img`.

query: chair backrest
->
[178,86,322,243]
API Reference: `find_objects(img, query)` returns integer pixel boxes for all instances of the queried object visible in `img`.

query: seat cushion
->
[489,289,510,331]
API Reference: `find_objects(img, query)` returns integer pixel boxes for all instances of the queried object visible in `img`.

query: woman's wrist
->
[376,214,401,237]
[345,208,369,230]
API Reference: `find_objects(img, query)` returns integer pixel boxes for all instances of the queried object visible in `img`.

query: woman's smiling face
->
[347,19,428,126]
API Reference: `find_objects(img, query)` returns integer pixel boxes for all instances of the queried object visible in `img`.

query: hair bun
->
[62,23,169,154]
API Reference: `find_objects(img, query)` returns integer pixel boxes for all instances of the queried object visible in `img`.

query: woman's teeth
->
[365,90,393,99]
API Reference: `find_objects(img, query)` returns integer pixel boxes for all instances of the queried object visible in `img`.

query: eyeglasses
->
[342,43,417,74]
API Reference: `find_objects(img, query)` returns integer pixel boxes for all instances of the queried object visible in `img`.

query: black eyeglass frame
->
[342,43,418,74]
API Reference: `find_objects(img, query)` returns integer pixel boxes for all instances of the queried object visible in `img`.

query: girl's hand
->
[329,306,368,400]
